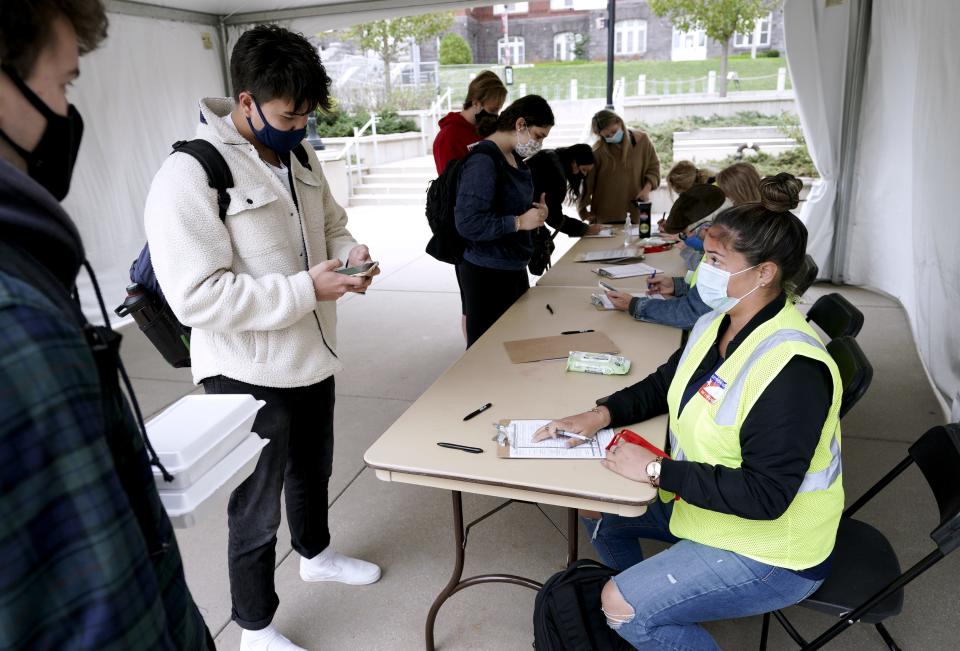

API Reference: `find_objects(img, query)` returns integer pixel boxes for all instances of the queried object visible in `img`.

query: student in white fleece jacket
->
[144,25,380,651]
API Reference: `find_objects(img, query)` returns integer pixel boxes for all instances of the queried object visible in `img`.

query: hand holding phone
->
[335,261,379,277]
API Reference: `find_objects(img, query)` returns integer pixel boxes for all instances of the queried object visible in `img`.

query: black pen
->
[561,329,594,335]
[463,402,492,421]
[437,442,484,454]
[546,304,554,315]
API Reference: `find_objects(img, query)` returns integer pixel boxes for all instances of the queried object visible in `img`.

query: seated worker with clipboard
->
[534,174,843,650]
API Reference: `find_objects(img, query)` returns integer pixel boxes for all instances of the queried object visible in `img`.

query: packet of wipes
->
[566,351,631,375]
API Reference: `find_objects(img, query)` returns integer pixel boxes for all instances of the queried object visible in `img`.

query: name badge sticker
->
[698,373,727,404]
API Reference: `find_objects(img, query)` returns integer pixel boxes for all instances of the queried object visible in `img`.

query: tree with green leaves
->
[649,0,777,97]
[347,13,454,98]
[439,32,472,65]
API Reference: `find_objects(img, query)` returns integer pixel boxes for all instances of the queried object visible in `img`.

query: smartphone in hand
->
[335,261,379,277]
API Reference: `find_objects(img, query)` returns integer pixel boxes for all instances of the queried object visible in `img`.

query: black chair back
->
[909,423,960,555]
[807,292,864,339]
[790,254,819,299]
[826,336,873,419]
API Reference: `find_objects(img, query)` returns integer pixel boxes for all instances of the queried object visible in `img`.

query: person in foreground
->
[145,25,380,651]
[536,174,843,650]
[0,1,213,648]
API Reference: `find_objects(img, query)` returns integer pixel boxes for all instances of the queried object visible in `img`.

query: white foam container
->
[159,433,268,528]
[148,394,265,489]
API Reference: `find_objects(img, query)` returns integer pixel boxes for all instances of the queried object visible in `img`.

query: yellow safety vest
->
[663,301,844,570]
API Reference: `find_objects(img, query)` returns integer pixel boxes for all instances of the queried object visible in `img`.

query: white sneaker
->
[239,625,306,651]
[299,548,381,585]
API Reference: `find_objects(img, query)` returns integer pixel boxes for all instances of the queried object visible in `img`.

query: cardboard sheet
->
[503,331,619,363]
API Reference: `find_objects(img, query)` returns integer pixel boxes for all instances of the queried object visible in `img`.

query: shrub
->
[760,49,780,58]
[439,33,472,65]
[314,109,418,137]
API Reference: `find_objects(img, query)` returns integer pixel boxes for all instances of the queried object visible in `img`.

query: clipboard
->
[494,419,614,459]
[503,331,619,363]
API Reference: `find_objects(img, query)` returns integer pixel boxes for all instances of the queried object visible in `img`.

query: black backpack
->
[425,147,504,264]
[116,139,309,368]
[533,559,634,651]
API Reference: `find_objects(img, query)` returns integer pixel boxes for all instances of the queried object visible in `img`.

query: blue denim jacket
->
[628,277,711,329]
[454,140,534,271]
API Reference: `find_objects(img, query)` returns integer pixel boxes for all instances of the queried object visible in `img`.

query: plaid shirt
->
[0,271,211,650]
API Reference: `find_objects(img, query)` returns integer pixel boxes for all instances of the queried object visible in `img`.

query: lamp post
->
[606,0,616,109]
[306,115,325,151]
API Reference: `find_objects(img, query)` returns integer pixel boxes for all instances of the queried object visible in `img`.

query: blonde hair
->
[666,160,713,194]
[591,109,632,165]
[462,70,508,111]
[716,161,762,206]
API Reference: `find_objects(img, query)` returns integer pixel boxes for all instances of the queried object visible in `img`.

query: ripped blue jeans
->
[583,501,824,650]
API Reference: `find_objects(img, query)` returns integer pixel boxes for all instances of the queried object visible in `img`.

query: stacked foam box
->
[147,395,267,528]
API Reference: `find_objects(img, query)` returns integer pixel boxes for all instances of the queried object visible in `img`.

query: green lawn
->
[438,56,790,101]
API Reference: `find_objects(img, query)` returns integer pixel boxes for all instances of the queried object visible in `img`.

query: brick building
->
[446,1,784,65]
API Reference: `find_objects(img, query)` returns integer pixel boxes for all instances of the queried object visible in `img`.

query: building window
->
[550,0,606,9]
[614,19,647,56]
[498,36,525,65]
[671,26,707,61]
[734,13,773,48]
[549,0,575,9]
[554,32,582,61]
[493,3,529,14]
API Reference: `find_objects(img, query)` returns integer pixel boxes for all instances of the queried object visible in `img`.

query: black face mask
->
[0,65,84,200]
[475,109,494,122]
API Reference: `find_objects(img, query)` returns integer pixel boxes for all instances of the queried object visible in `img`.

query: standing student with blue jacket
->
[455,95,554,346]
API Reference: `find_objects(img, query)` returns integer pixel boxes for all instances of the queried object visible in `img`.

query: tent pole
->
[104,0,217,25]
[605,0,616,109]
[218,20,233,98]
[830,0,873,283]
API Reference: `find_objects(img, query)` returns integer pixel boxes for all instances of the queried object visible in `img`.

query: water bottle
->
[115,283,156,327]
[624,213,633,248]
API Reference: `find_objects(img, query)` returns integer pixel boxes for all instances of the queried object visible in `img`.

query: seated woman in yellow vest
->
[535,173,842,650]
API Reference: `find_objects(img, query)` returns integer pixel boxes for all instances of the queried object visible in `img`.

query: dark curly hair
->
[231,24,332,113]
[0,0,108,77]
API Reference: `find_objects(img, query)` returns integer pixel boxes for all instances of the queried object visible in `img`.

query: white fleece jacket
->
[144,98,357,388]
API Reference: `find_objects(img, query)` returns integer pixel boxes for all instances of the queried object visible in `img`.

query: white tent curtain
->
[782,0,851,275]
[63,12,225,324]
[843,0,960,419]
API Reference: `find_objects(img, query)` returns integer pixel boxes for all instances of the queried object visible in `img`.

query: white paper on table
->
[591,292,664,309]
[575,247,642,262]
[595,262,663,279]
[582,227,614,238]
[505,420,615,459]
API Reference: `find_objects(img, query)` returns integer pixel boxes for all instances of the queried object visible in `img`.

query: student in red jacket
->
[433,70,507,174]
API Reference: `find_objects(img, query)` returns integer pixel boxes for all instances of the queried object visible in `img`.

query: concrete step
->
[354,184,428,196]
[349,194,426,206]
[362,173,435,184]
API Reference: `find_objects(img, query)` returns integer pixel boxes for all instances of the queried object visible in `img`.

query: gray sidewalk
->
[120,204,958,650]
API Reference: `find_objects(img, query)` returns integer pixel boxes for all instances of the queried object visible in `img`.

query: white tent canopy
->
[66,0,960,418]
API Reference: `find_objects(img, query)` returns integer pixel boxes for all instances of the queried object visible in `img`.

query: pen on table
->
[546,304,554,315]
[437,442,484,454]
[561,329,595,335]
[650,270,657,279]
[463,402,492,421]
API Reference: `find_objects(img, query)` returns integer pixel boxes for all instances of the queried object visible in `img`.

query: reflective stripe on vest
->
[668,427,687,461]
[798,433,842,492]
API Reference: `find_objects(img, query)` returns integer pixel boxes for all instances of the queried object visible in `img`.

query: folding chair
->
[759,423,960,651]
[807,293,865,340]
[827,336,873,419]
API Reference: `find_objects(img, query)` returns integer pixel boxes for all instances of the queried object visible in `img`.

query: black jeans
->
[202,375,335,630]
[458,259,529,347]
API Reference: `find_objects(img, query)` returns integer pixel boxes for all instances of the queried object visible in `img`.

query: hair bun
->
[759,173,801,212]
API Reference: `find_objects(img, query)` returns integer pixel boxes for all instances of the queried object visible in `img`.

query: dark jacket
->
[454,140,535,271]
[662,182,727,233]
[527,149,589,237]
[599,292,832,521]
[0,160,212,649]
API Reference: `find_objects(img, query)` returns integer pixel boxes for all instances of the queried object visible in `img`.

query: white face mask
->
[696,261,761,313]
[515,125,543,158]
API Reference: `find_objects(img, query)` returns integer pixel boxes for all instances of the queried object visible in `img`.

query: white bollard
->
[519,82,527,96]
[638,74,646,96]
[777,67,787,92]
[570,78,578,101]
[707,70,717,94]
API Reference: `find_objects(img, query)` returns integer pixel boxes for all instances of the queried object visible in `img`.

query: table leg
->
[425,491,543,651]
[565,507,579,567]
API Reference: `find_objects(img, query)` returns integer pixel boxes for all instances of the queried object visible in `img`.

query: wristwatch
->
[646,457,664,488]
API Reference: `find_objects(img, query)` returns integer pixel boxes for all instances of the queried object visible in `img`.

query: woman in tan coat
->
[579,110,661,224]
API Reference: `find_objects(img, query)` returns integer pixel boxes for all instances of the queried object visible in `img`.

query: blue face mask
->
[246,98,306,154]
[603,128,624,144]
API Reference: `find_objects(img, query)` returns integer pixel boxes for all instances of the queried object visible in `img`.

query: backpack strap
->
[291,143,312,170]
[171,139,234,221]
